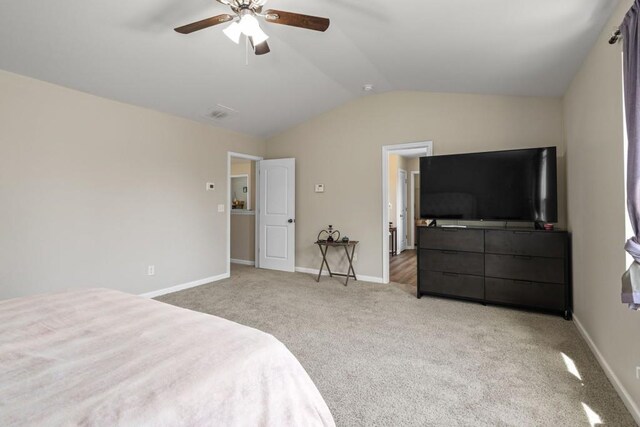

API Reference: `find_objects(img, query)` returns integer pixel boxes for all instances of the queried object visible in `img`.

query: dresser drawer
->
[420,271,484,300]
[419,228,484,252]
[485,254,564,284]
[485,278,565,311]
[419,249,484,276]
[485,230,566,258]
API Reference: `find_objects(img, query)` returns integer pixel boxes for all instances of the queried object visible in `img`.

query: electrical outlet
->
[636,366,640,380]
[315,184,324,193]
[206,182,215,191]
[218,204,225,212]
[147,265,155,276]
[353,253,358,261]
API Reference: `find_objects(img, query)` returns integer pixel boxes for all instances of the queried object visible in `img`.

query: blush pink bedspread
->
[0,288,335,426]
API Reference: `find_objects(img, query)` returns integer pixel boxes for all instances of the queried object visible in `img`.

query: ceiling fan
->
[174,0,330,56]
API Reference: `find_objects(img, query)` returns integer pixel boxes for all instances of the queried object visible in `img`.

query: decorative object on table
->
[341,236,349,243]
[317,225,340,243]
[543,223,554,231]
[314,239,359,286]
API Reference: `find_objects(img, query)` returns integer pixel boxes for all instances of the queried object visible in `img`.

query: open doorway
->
[382,142,432,291]
[409,171,420,248]
[227,152,263,276]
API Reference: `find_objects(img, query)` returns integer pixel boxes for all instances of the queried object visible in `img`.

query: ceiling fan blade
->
[174,14,233,34]
[263,9,330,32]
[249,37,271,55]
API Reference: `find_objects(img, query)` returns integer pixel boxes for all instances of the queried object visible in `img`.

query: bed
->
[0,288,335,426]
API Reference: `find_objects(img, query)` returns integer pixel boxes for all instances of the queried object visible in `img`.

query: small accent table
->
[314,240,359,286]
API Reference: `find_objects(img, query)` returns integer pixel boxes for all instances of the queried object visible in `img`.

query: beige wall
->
[0,70,265,299]
[230,214,255,262]
[563,0,640,417]
[266,91,565,279]
[407,157,420,175]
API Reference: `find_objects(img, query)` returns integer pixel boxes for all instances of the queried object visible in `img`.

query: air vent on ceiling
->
[209,110,229,119]
[206,103,238,120]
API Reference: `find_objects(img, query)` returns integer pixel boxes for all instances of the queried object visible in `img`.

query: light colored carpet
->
[156,265,636,426]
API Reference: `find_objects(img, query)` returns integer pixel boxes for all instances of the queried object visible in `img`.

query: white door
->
[397,169,407,252]
[258,158,295,272]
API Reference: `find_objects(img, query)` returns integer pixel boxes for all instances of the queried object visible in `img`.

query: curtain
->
[622,0,640,310]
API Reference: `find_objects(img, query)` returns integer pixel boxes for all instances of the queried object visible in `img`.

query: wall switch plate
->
[147,265,155,276]
[636,366,640,379]
[206,182,215,191]
[315,184,324,193]
[218,204,225,212]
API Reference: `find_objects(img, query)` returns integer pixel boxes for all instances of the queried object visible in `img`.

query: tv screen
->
[420,147,557,222]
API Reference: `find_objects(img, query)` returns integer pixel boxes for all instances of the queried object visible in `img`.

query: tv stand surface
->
[417,226,572,319]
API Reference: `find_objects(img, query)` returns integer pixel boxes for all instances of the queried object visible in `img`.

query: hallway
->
[389,249,417,289]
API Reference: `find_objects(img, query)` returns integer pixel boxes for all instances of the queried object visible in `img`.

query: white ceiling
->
[0,0,620,137]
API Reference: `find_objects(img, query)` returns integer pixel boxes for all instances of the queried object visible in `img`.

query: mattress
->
[0,288,335,426]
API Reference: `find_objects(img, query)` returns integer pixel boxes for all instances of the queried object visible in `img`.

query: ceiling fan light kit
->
[222,22,242,44]
[236,12,269,45]
[174,0,330,56]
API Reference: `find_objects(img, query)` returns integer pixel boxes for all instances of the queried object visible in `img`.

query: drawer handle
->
[442,250,458,255]
[514,255,532,260]
[443,272,459,277]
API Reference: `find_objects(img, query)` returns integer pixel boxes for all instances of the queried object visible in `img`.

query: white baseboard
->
[573,314,640,425]
[230,259,255,266]
[140,272,230,299]
[295,266,384,284]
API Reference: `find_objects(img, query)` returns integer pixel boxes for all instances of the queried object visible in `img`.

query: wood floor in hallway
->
[389,249,417,287]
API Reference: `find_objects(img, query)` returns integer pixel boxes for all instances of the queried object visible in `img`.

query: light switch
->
[315,184,324,193]
[218,204,225,212]
[206,182,215,191]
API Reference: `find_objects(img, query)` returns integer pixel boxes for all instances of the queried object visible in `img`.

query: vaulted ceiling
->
[0,0,620,137]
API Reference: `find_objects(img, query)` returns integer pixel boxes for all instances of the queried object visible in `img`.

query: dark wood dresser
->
[417,226,571,319]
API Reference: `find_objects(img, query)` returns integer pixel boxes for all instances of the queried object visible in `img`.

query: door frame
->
[381,141,433,284]
[227,152,263,276]
[409,170,420,248]
[397,168,407,253]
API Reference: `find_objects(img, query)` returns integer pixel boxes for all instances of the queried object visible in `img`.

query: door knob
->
[288,219,294,223]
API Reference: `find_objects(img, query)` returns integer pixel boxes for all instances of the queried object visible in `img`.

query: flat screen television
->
[420,147,557,222]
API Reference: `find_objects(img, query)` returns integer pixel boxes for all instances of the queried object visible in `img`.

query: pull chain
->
[245,35,249,66]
